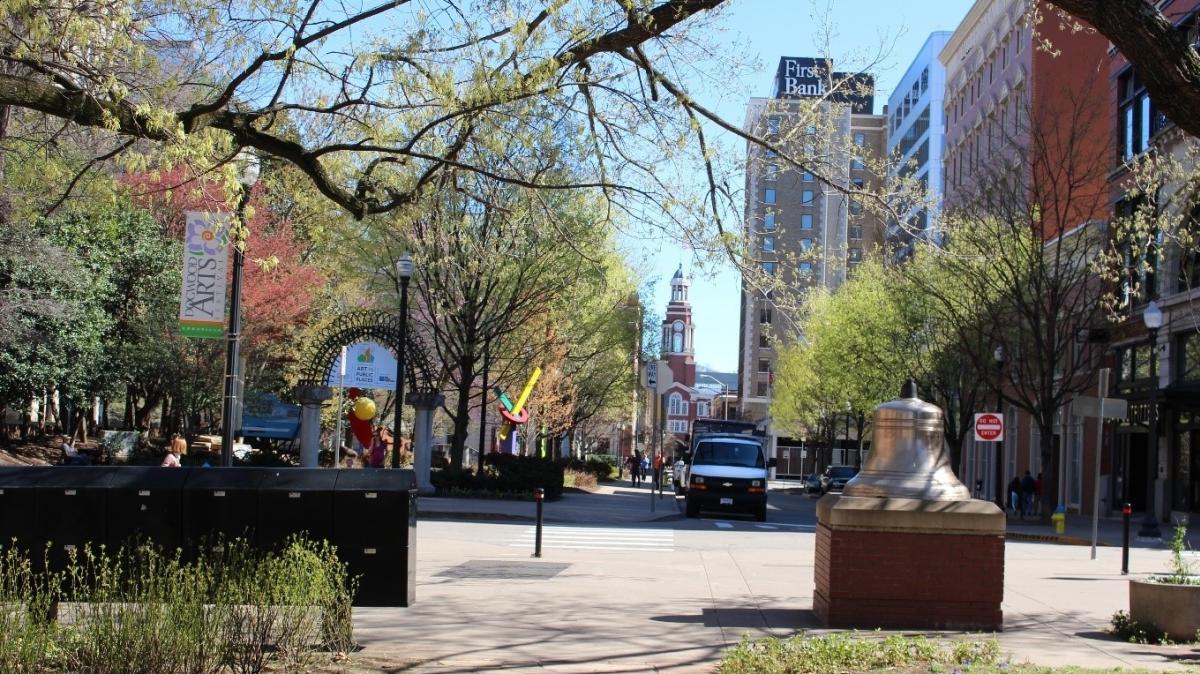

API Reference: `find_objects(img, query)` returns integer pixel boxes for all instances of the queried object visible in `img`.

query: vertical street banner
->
[178,211,229,339]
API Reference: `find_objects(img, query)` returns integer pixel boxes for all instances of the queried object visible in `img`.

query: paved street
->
[352,484,1200,673]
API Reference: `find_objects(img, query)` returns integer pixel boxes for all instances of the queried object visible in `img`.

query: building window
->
[767,116,780,135]
[798,261,813,275]
[765,148,778,159]
[801,214,814,229]
[668,420,688,433]
[763,212,776,231]
[848,247,863,263]
[802,190,814,205]
[759,306,772,324]
[1117,70,1166,162]
[764,189,776,204]
[764,163,778,181]
[756,381,768,397]
[1178,333,1200,382]
[758,332,770,348]
[697,401,710,418]
[762,261,776,276]
[762,235,775,252]
[849,224,862,240]
[799,238,813,251]
[849,200,863,215]
[758,358,770,373]
[668,393,686,416]
[853,132,865,147]
[802,171,814,182]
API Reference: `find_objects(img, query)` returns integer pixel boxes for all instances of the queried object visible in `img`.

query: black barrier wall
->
[0,466,418,607]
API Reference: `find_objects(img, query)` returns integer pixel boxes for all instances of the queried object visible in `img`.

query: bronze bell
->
[842,380,971,501]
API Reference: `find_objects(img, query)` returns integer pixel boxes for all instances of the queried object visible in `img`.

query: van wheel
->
[685,499,699,518]
[754,505,767,522]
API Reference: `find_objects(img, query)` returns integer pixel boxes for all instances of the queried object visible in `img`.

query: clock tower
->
[661,266,696,388]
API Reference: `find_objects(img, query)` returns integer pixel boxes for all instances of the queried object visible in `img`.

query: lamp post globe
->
[221,150,260,467]
[1139,300,1163,538]
[391,252,414,468]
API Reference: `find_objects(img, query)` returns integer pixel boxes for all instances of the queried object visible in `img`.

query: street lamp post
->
[221,150,259,467]
[1138,300,1163,538]
[994,345,1006,509]
[391,252,414,469]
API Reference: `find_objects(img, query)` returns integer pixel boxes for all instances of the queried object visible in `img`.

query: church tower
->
[661,266,696,388]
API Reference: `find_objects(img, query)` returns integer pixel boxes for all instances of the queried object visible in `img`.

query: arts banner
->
[178,211,229,339]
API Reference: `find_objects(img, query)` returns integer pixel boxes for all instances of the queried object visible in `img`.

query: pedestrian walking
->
[1007,476,1022,515]
[369,427,387,468]
[630,450,643,487]
[652,452,664,489]
[1020,470,1036,519]
[170,433,189,457]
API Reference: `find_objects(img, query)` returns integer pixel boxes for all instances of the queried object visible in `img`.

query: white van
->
[683,433,773,521]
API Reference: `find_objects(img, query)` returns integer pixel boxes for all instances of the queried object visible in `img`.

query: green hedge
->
[432,453,564,499]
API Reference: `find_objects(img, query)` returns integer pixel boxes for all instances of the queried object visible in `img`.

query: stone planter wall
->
[1129,578,1200,642]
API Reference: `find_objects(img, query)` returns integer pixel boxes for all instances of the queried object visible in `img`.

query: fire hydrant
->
[1051,509,1066,535]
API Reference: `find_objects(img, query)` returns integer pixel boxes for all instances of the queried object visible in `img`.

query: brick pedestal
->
[814,494,1005,631]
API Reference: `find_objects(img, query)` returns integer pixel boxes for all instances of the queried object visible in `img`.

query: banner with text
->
[326,341,398,391]
[178,211,230,339]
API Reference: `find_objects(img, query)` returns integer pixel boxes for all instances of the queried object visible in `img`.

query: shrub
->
[1150,524,1199,586]
[1109,609,1171,645]
[432,454,564,499]
[717,633,1002,674]
[563,469,598,490]
[0,536,355,674]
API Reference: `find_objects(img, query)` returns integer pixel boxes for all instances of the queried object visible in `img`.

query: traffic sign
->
[974,412,1003,442]
[1073,395,1128,419]
[646,361,657,389]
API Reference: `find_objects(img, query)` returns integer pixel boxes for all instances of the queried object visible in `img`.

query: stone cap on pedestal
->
[407,391,445,409]
[817,494,1004,535]
[294,385,333,404]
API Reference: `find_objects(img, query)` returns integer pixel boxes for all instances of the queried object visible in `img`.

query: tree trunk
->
[1039,420,1059,524]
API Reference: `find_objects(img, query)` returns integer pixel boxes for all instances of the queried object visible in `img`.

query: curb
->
[1007,531,1106,546]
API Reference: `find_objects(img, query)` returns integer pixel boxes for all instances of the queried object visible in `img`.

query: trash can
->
[0,467,54,554]
[256,468,337,552]
[333,469,417,606]
[182,468,266,555]
[35,467,119,572]
[106,466,191,552]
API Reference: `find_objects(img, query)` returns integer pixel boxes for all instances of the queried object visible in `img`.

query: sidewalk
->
[1006,511,1199,549]
[353,512,1196,673]
[418,482,681,524]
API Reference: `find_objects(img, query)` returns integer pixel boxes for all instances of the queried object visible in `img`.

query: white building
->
[886,31,952,256]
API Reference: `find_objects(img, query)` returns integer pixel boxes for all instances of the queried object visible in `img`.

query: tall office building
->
[886,31,952,257]
[737,57,887,474]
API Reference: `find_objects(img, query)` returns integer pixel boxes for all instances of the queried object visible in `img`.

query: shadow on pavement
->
[652,607,820,630]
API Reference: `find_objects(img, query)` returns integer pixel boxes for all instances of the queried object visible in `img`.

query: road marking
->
[714,522,733,529]
[510,526,673,552]
[755,524,778,530]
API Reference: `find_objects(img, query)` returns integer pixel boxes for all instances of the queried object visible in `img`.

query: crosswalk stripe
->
[714,522,733,529]
[509,526,673,551]
[755,524,778,530]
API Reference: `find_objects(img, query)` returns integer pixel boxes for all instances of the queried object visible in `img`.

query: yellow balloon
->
[352,397,376,421]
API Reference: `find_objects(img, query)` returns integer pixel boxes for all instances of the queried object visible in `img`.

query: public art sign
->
[326,341,398,391]
[178,211,229,339]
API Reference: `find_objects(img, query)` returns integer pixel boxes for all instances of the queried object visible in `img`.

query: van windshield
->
[692,441,764,468]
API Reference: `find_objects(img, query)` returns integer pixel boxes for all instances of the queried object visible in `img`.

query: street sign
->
[646,361,657,389]
[654,360,674,395]
[1073,395,1128,419]
[974,413,1003,442]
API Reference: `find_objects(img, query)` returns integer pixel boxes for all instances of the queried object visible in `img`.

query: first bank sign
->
[775,57,831,98]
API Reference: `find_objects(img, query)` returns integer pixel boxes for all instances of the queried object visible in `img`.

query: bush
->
[717,633,1002,674]
[554,456,615,482]
[431,454,564,499]
[0,536,356,674]
[1109,609,1171,645]
[563,469,598,490]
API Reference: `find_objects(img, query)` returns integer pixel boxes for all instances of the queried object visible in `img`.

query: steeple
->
[661,266,696,388]
[670,265,690,303]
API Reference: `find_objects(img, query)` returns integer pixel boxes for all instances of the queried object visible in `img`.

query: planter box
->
[1129,578,1200,642]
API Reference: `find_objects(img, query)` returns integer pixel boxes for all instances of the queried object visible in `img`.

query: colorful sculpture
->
[495,367,541,441]
[346,390,376,449]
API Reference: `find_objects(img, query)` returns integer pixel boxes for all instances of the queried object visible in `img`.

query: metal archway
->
[297,310,437,392]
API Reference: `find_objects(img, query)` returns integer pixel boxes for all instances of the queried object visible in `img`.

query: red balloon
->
[347,387,362,399]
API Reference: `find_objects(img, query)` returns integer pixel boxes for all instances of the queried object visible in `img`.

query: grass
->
[716,633,1174,674]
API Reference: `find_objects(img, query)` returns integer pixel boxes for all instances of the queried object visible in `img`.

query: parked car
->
[821,465,858,493]
[803,473,823,494]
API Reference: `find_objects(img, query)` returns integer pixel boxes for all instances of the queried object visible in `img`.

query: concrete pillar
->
[295,385,333,467]
[408,392,444,494]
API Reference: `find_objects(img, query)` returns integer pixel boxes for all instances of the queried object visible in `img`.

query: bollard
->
[534,487,544,558]
[1122,502,1131,575]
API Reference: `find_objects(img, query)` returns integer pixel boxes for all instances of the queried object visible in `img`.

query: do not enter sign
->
[974,413,1003,442]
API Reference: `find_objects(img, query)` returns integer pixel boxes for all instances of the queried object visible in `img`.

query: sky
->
[638,0,976,374]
